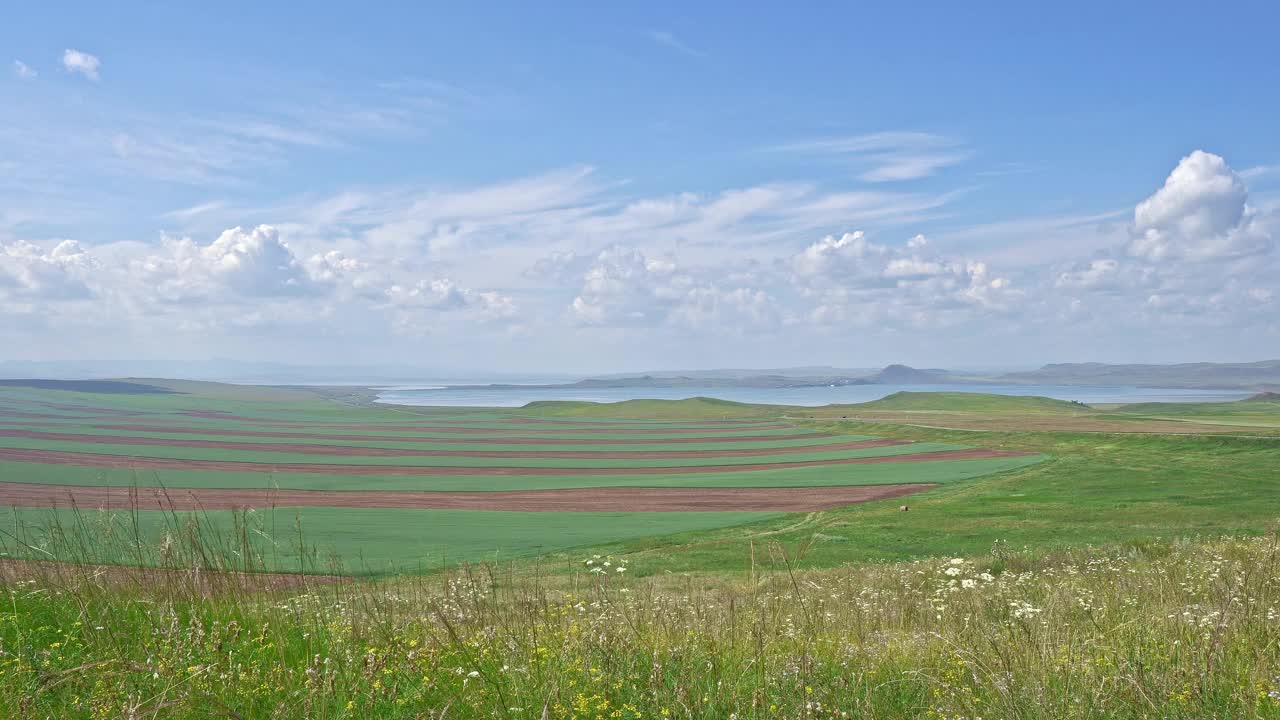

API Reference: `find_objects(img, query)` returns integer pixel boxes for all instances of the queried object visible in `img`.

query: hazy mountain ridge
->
[996,360,1280,389]
[479,360,1280,391]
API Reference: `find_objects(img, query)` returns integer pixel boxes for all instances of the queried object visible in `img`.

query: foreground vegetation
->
[3,532,1279,719]
[2,382,1279,717]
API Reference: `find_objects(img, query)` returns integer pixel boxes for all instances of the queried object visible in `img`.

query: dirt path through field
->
[0,429,910,459]
[0,481,935,512]
[0,447,1034,476]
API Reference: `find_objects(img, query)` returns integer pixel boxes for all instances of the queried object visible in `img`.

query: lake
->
[375,383,1251,407]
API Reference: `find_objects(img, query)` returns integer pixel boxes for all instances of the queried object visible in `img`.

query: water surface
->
[376,383,1250,408]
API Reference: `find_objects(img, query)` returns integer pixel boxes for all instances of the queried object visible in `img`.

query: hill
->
[998,359,1280,389]
[517,396,778,419]
[872,364,952,383]
[852,391,1088,414]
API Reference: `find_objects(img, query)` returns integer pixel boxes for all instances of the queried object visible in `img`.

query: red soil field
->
[0,481,935,512]
[0,429,911,459]
[0,446,1034,476]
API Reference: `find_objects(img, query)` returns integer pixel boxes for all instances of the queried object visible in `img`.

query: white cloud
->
[791,231,886,280]
[1055,258,1122,291]
[772,131,970,182]
[569,246,779,331]
[571,247,683,326]
[0,239,94,299]
[1040,151,1278,329]
[1129,150,1271,261]
[648,30,705,58]
[159,201,226,222]
[62,49,100,80]
[384,279,517,328]
[2,139,1276,368]
[136,225,316,302]
[860,153,971,182]
[788,231,1019,326]
[12,60,37,80]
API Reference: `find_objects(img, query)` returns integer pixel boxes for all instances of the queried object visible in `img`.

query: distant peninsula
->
[447,360,1280,392]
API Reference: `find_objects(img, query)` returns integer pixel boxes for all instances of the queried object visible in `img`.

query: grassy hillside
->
[849,391,1089,414]
[4,535,1278,719]
[1107,394,1280,427]
[518,396,779,419]
[997,358,1280,388]
[3,381,1280,717]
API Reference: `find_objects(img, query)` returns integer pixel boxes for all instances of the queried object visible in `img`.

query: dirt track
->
[0,481,935,512]
[0,447,1034,476]
[0,429,910,459]
[6,423,836,445]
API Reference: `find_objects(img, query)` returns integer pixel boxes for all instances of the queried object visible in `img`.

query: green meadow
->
[1,381,1279,719]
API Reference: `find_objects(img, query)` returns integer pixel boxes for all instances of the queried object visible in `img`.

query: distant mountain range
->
[462,360,1280,391]
[994,360,1280,389]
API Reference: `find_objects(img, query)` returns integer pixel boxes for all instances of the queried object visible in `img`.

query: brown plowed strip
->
[39,402,148,415]
[0,447,1035,476]
[20,423,835,445]
[0,481,936,512]
[0,410,97,421]
[0,429,910,459]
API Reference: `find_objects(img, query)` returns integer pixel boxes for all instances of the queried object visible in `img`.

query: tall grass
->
[1,509,1279,719]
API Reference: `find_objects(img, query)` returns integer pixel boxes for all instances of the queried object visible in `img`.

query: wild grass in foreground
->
[2,515,1279,719]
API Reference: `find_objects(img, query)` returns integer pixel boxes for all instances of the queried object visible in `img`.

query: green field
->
[0,382,1049,572]
[2,380,1279,719]
[2,382,1278,574]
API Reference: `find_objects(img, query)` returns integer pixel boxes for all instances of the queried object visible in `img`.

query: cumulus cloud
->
[1,146,1275,366]
[385,279,515,317]
[789,232,1018,326]
[0,239,94,299]
[1054,258,1124,291]
[62,49,100,80]
[136,225,316,302]
[1038,150,1279,331]
[571,247,684,326]
[1128,150,1271,261]
[569,247,779,331]
[12,60,37,79]
[791,231,898,286]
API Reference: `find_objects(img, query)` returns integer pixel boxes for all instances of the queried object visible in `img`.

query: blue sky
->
[2,2,1278,373]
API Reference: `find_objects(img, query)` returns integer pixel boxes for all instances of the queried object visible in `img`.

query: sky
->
[2,2,1278,374]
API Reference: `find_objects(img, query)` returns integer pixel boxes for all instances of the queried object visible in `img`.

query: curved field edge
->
[0,436,966,467]
[0,506,784,575]
[0,423,875,451]
[0,455,1045,492]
